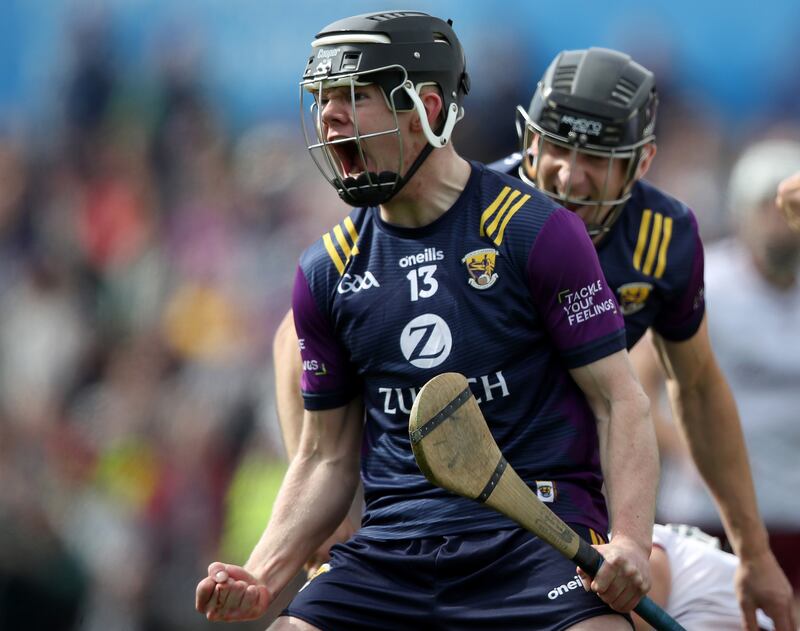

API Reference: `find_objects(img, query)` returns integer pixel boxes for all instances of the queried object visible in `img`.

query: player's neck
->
[379,148,471,229]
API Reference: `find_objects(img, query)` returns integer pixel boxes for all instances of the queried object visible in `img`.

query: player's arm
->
[196,396,364,622]
[632,545,671,631]
[651,319,796,631]
[569,349,658,613]
[273,309,305,460]
[272,308,363,575]
[628,333,685,461]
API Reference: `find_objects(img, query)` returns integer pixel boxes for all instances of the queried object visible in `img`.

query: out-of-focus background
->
[1,1,798,629]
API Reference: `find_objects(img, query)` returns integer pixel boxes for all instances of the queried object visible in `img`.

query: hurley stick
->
[409,372,685,631]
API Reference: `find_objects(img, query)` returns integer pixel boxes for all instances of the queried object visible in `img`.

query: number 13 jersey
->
[293,161,627,540]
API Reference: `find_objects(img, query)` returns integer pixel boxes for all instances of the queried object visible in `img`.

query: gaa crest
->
[461,248,499,290]
[616,282,653,315]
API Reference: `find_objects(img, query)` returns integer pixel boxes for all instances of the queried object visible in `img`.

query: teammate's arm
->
[274,309,305,460]
[196,396,364,622]
[569,349,657,613]
[652,317,796,631]
[273,308,363,575]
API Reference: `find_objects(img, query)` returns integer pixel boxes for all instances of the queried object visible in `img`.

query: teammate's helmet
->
[516,47,657,235]
[300,11,470,206]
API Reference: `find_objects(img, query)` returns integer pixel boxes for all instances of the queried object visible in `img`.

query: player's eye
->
[544,141,570,157]
[584,153,609,166]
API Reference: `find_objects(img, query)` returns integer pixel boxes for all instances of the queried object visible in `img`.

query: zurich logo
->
[400,314,452,369]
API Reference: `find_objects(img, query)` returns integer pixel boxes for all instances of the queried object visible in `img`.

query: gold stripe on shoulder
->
[480,186,512,236]
[633,209,652,271]
[333,224,352,258]
[344,216,360,254]
[654,216,674,279]
[323,216,360,276]
[485,189,522,238]
[642,212,664,276]
[322,232,345,276]
[492,193,530,245]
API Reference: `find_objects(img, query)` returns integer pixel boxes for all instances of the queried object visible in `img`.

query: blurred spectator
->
[634,139,800,597]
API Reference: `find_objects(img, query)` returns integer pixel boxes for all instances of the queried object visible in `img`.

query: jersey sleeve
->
[652,210,706,341]
[292,265,360,410]
[526,208,627,368]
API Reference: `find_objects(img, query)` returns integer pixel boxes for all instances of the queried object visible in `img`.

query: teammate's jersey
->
[652,524,775,630]
[293,161,626,540]
[489,153,705,348]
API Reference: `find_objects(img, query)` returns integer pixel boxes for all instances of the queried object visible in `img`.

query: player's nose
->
[321,96,351,127]
[555,159,587,194]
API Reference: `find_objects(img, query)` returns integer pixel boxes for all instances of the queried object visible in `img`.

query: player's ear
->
[635,143,657,179]
[411,88,444,133]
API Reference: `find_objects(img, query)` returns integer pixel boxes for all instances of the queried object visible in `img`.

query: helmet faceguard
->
[516,47,657,236]
[300,11,470,207]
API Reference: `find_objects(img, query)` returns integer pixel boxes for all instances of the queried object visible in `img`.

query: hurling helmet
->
[516,47,657,235]
[300,11,470,206]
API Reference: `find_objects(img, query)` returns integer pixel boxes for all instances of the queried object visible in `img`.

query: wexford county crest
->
[461,248,499,290]
[616,282,653,315]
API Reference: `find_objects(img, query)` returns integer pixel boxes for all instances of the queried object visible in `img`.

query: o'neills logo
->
[547,575,582,600]
[398,248,445,268]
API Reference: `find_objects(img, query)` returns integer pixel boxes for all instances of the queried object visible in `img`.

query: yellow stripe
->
[486,189,522,238]
[589,529,598,545]
[492,194,530,245]
[654,216,673,279]
[480,187,511,236]
[333,224,351,258]
[633,209,652,271]
[343,217,361,257]
[642,212,664,276]
[344,216,359,244]
[322,233,345,276]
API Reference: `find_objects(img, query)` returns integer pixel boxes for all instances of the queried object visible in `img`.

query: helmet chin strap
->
[337,83,461,207]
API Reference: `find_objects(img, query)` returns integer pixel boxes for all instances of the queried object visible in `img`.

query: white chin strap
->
[402,81,462,148]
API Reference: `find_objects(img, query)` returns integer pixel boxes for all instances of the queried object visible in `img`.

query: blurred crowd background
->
[1,1,799,629]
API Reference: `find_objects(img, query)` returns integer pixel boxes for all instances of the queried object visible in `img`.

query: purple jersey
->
[293,162,626,539]
[490,153,706,348]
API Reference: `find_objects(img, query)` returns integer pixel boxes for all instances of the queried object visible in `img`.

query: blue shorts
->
[283,525,632,631]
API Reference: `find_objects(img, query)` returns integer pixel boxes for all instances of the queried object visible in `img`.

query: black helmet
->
[300,11,470,206]
[516,47,657,235]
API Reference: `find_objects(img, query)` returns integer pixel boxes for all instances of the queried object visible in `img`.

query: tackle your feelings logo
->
[461,248,499,290]
[616,282,653,316]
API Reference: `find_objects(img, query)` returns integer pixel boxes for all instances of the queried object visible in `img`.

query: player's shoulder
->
[628,179,699,234]
[471,160,560,248]
[300,206,370,285]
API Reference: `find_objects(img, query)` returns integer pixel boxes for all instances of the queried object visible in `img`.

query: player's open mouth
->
[331,139,368,177]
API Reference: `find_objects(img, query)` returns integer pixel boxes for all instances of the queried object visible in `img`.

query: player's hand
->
[776,171,800,231]
[195,562,271,622]
[735,549,796,631]
[577,536,651,613]
[304,513,359,577]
